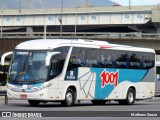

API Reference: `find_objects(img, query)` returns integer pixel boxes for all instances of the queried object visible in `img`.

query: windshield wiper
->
[13,57,28,81]
[13,58,36,82]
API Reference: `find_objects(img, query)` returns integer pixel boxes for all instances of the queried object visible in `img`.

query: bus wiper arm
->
[14,58,28,81]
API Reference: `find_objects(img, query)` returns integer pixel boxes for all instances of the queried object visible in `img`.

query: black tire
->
[28,100,40,107]
[119,88,135,105]
[91,100,106,105]
[61,88,75,107]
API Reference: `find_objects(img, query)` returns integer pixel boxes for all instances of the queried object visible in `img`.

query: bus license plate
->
[20,94,27,98]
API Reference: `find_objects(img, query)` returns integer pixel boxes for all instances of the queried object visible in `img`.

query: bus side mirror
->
[45,52,61,67]
[1,51,13,66]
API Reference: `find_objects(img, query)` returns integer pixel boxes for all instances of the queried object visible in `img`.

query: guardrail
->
[0,90,8,104]
[0,32,160,40]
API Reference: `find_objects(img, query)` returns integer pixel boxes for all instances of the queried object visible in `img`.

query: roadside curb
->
[0,96,5,100]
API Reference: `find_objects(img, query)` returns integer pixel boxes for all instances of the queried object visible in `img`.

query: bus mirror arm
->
[1,51,13,66]
[45,52,61,67]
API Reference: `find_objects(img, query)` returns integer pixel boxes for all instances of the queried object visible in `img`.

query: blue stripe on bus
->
[9,83,43,90]
[90,68,147,99]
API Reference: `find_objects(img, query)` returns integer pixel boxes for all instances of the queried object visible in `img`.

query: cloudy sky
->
[111,0,160,6]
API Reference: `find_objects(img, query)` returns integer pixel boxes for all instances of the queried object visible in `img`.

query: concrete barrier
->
[0,86,8,104]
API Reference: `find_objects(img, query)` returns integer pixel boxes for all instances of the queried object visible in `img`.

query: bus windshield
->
[8,50,50,84]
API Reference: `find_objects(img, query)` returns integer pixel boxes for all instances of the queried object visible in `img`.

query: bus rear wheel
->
[28,100,40,107]
[61,88,75,107]
[119,88,135,105]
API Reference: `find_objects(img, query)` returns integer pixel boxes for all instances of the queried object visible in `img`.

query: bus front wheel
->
[28,100,40,107]
[61,88,75,107]
[119,88,135,105]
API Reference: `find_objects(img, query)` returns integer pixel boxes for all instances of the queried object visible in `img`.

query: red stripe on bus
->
[100,46,113,49]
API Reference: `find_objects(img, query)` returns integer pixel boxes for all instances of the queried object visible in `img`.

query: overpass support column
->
[26,27,33,37]
[156,26,160,40]
[152,7,160,34]
[157,55,160,62]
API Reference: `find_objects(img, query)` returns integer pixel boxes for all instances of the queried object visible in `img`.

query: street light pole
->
[129,0,131,10]
[60,0,63,36]
[0,3,3,37]
[19,0,22,13]
[86,0,88,7]
[1,11,3,37]
[75,0,77,36]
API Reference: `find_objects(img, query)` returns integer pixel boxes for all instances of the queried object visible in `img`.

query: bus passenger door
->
[47,47,70,100]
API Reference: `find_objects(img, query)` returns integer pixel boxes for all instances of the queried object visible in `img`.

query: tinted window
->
[67,47,100,70]
[129,52,141,68]
[67,47,155,70]
[114,51,129,68]
[49,47,69,79]
[85,48,100,67]
[100,49,113,68]
[67,47,85,71]
[141,52,155,69]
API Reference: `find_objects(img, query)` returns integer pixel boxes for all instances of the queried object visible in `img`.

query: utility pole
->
[1,11,3,37]
[19,0,22,13]
[86,0,88,7]
[75,0,77,36]
[129,0,131,10]
[0,3,3,36]
[60,0,63,36]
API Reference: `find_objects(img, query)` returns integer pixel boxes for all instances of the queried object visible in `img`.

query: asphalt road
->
[0,97,160,120]
[0,98,160,111]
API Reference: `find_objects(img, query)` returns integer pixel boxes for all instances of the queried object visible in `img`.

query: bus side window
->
[100,49,113,68]
[86,59,98,67]
[115,51,129,68]
[50,59,59,77]
[141,52,155,69]
[49,47,69,79]
[85,48,100,67]
[129,53,140,68]
[49,55,64,79]
[67,47,85,71]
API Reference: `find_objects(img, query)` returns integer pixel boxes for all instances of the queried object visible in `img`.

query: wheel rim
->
[128,92,134,103]
[66,92,73,105]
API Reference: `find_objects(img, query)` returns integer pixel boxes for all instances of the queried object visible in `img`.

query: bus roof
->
[15,39,155,53]
[16,39,109,50]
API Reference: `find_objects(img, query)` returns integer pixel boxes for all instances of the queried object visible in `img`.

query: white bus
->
[1,39,156,107]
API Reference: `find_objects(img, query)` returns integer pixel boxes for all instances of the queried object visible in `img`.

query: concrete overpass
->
[0,7,152,26]
[0,5,160,33]
[0,5,160,60]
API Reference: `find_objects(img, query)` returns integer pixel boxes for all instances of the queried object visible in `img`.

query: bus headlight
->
[33,82,52,91]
